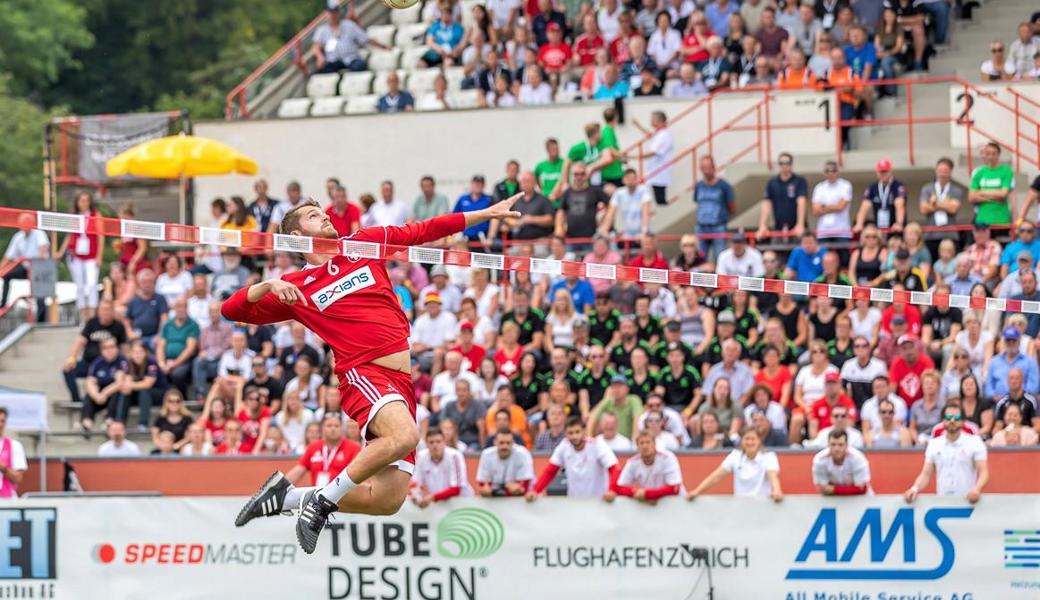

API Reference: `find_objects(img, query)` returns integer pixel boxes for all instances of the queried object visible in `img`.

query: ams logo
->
[786,507,973,581]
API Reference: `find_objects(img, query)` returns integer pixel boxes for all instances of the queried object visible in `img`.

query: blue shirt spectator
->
[705,0,739,37]
[454,186,493,240]
[427,20,464,53]
[593,77,630,101]
[377,90,414,113]
[549,277,596,313]
[786,244,828,282]
[984,337,1040,401]
[999,229,1040,273]
[843,41,878,79]
[693,179,735,226]
[126,286,169,344]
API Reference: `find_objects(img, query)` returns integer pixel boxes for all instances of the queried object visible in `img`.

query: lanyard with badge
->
[821,0,837,29]
[704,57,723,87]
[875,182,893,229]
[932,181,951,226]
[316,441,341,487]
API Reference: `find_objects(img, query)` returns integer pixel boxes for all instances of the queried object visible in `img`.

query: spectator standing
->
[905,401,988,503]
[534,138,565,200]
[811,160,854,248]
[96,420,141,458]
[633,112,674,206]
[757,152,808,239]
[412,427,474,508]
[527,416,619,500]
[369,180,411,227]
[412,175,450,223]
[325,186,361,237]
[919,157,964,241]
[453,176,494,243]
[687,427,782,500]
[692,155,735,261]
[812,429,872,495]
[969,142,1014,226]
[1,213,48,320]
[555,163,609,246]
[248,179,281,233]
[606,430,683,503]
[855,158,906,233]
[55,191,104,322]
[487,172,554,246]
[476,428,535,497]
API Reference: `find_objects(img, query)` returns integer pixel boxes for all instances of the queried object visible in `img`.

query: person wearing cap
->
[965,222,1003,284]
[652,320,696,367]
[653,342,703,413]
[715,230,765,277]
[808,371,859,440]
[450,321,486,374]
[1000,222,1040,279]
[875,313,922,364]
[888,333,936,407]
[411,293,459,373]
[698,310,749,377]
[854,158,906,235]
[452,175,494,242]
[588,374,643,440]
[984,326,1040,402]
[877,247,928,292]
[417,264,462,314]
[537,20,573,75]
[968,141,1015,227]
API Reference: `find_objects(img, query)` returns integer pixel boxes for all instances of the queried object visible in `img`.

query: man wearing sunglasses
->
[904,401,988,504]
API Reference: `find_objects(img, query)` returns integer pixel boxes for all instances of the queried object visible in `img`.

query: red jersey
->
[236,407,271,453]
[538,43,573,72]
[755,367,793,406]
[451,343,486,373]
[222,213,468,377]
[573,33,604,66]
[325,203,361,237]
[68,211,101,260]
[682,33,712,63]
[200,417,228,447]
[810,395,858,429]
[880,304,922,336]
[298,438,362,486]
[628,251,669,270]
[494,345,524,377]
[889,354,935,406]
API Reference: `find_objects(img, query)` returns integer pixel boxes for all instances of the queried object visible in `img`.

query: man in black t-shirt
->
[588,291,622,347]
[577,346,617,411]
[922,282,963,368]
[757,152,808,239]
[499,288,546,354]
[487,172,554,244]
[62,299,128,405]
[652,321,697,367]
[555,163,609,253]
[247,357,285,406]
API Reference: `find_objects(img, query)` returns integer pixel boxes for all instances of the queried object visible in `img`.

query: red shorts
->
[339,363,416,474]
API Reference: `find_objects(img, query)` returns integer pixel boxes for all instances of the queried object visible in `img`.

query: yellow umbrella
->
[105,133,258,224]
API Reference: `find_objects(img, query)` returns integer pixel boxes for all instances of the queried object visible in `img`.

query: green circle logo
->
[436,508,505,559]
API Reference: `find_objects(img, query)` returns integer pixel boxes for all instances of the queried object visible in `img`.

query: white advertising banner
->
[0,495,1038,599]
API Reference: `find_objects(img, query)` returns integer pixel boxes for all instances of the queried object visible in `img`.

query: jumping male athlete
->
[225,194,521,553]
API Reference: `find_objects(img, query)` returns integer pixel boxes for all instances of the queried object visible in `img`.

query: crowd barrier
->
[0,207,1031,312]
[1,495,1037,599]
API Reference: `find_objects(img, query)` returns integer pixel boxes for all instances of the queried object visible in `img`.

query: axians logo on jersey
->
[91,542,297,566]
[310,265,376,311]
[786,507,974,581]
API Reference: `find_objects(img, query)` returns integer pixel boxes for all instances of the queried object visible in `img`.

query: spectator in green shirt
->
[587,374,644,439]
[555,121,622,201]
[969,142,1014,225]
[534,137,565,201]
[599,106,625,189]
[154,298,199,395]
[411,175,451,222]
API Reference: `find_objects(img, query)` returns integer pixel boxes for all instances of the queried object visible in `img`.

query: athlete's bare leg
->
[335,467,411,516]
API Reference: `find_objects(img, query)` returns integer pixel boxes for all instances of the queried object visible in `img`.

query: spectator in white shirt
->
[1,213,49,319]
[603,169,652,237]
[270,390,316,449]
[688,427,783,500]
[596,413,635,452]
[519,65,554,105]
[859,376,908,434]
[97,420,141,457]
[154,255,193,306]
[411,292,459,372]
[605,430,683,504]
[185,275,213,329]
[216,330,255,398]
[632,111,674,206]
[715,231,766,277]
[812,429,872,495]
[806,406,864,449]
[812,161,854,243]
[430,351,481,410]
[411,427,474,508]
[1008,23,1040,77]
[905,400,989,504]
[283,357,324,410]
[369,180,412,227]
[476,427,535,497]
[179,423,213,456]
[526,416,619,500]
[647,11,682,75]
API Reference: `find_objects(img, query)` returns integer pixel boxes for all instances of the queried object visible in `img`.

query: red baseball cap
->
[547,22,561,32]
[897,334,917,346]
[824,371,841,383]
[875,158,892,172]
[459,320,474,331]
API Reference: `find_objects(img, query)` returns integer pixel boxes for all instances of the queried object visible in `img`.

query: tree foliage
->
[0,0,94,98]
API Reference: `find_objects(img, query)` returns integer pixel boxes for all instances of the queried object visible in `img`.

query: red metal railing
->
[0,258,34,322]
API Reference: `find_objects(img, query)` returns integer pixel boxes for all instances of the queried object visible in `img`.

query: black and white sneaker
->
[296,489,338,554]
[235,471,291,527]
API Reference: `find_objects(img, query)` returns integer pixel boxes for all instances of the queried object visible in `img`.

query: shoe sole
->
[295,491,321,555]
[235,471,285,528]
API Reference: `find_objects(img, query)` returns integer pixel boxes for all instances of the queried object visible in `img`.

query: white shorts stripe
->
[358,375,384,402]
[347,369,381,405]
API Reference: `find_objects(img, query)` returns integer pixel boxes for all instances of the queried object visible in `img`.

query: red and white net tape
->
[1,207,1030,314]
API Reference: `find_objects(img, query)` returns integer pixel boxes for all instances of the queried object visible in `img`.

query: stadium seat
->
[344,94,379,115]
[368,48,402,72]
[420,1,439,23]
[554,88,583,104]
[409,68,442,95]
[452,89,482,109]
[402,46,430,70]
[310,96,347,117]
[372,70,409,97]
[395,23,429,48]
[305,73,341,99]
[390,3,421,26]
[460,0,480,27]
[339,72,374,97]
[443,66,467,91]
[416,92,448,112]
[365,24,397,48]
[277,98,312,118]
[662,78,681,98]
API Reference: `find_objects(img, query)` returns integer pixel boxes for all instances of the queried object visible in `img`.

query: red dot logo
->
[93,544,116,564]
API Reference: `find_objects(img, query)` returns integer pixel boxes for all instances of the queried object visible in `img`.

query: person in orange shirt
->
[824,47,865,148]
[484,386,532,448]
[775,47,817,90]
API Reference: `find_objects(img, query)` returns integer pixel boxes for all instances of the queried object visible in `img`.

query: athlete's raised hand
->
[481,192,524,221]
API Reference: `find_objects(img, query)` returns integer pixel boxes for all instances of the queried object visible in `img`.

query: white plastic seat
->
[277,98,312,118]
[442,66,466,91]
[305,73,341,98]
[408,68,442,95]
[310,97,347,117]
[366,24,397,48]
[373,70,409,97]
[421,1,440,23]
[452,88,482,109]
[339,71,374,97]
[395,22,429,48]
[390,3,422,26]
[402,46,431,69]
[554,88,582,104]
[345,94,379,115]
[368,48,402,72]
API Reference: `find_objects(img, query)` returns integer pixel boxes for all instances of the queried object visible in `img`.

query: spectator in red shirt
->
[889,334,935,407]
[538,22,573,74]
[214,420,247,455]
[286,413,362,487]
[235,386,271,455]
[628,233,670,270]
[573,13,605,67]
[451,321,486,372]
[680,13,713,64]
[809,371,858,438]
[325,185,360,237]
[875,314,926,364]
